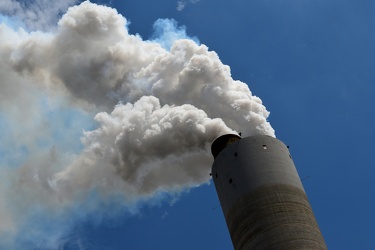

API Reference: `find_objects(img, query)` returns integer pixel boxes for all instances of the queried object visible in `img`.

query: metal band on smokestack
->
[211,134,327,250]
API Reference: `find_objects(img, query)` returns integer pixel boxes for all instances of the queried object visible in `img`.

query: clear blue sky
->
[1,0,375,249]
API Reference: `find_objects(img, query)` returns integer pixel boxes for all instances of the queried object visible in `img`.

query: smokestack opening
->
[211,134,241,159]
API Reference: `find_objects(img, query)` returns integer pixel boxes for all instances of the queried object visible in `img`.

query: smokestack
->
[211,134,327,250]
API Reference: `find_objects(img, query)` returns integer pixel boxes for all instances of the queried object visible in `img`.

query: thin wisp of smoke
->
[0,1,274,248]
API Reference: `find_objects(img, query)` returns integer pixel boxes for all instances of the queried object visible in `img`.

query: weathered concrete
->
[211,135,327,250]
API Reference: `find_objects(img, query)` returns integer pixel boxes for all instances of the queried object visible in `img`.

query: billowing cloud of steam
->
[0,1,274,248]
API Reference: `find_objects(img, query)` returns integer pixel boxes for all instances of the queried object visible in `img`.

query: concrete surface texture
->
[211,135,327,250]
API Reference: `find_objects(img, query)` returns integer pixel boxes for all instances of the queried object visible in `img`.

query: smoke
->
[0,0,78,31]
[0,1,274,248]
[177,0,201,11]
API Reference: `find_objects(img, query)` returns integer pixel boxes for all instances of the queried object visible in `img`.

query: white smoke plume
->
[0,1,274,248]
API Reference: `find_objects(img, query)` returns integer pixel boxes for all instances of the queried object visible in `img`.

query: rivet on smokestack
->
[211,134,327,250]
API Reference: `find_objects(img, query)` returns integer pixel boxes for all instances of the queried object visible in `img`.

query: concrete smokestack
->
[211,134,327,250]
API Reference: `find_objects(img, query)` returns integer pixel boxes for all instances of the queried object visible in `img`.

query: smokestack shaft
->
[211,135,327,250]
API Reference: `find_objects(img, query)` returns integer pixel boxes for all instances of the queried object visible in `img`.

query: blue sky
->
[1,0,375,249]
